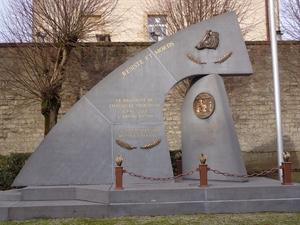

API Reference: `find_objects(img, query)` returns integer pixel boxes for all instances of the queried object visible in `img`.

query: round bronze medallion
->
[193,93,215,119]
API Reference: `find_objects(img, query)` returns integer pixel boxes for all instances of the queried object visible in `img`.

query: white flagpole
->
[268,0,283,181]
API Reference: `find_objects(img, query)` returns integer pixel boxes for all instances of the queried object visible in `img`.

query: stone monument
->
[13,12,252,187]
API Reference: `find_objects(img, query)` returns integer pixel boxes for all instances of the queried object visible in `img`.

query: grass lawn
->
[0,213,300,225]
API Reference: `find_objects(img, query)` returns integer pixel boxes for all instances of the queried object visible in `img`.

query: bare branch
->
[0,0,119,135]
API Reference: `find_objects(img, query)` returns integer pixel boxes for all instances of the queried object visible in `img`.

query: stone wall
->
[1,41,300,170]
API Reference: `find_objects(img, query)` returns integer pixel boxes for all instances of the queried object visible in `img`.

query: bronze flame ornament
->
[115,155,123,166]
[199,153,207,165]
[282,151,290,162]
[193,93,215,119]
[175,152,182,160]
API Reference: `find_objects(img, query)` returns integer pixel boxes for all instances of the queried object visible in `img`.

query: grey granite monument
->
[13,12,252,187]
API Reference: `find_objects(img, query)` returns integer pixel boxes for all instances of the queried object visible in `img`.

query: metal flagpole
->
[268,0,283,181]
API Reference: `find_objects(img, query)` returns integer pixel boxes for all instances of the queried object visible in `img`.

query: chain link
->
[123,168,199,181]
[209,166,280,178]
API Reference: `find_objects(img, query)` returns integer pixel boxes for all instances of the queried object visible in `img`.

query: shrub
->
[169,150,182,175]
[0,153,32,190]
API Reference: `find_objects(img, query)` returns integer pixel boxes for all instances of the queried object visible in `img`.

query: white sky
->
[0,0,5,42]
[0,0,6,11]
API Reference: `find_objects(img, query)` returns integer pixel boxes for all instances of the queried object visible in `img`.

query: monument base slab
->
[0,179,299,220]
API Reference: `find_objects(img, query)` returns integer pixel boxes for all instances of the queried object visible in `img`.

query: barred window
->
[148,15,167,42]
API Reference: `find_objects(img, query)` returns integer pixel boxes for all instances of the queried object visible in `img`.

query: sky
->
[0,0,7,14]
[0,0,7,43]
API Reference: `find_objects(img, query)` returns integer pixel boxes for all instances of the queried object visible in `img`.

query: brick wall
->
[0,42,300,170]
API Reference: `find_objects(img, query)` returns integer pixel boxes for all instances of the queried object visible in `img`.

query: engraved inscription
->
[154,41,174,55]
[122,59,144,76]
[109,98,160,120]
[193,93,215,119]
[117,128,159,138]
[121,41,175,76]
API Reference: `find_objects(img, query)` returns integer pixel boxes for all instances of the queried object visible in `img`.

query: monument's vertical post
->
[181,74,248,182]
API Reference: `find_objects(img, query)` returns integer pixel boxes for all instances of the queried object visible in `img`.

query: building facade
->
[85,0,280,42]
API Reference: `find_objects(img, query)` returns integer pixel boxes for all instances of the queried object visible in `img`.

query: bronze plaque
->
[193,93,215,119]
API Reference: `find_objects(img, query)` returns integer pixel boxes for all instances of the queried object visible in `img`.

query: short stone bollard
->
[281,162,293,185]
[176,160,182,176]
[115,166,124,190]
[198,153,209,187]
[199,164,209,187]
[115,155,124,190]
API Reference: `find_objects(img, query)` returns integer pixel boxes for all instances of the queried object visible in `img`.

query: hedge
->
[0,153,32,190]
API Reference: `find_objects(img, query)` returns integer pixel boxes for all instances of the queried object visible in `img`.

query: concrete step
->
[0,190,21,201]
[4,200,108,220]
[16,179,300,204]
[20,185,112,203]
[109,197,300,217]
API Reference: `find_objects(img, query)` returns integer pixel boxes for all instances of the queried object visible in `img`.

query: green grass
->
[0,213,300,225]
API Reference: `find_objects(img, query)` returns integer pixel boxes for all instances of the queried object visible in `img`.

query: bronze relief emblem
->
[187,30,233,64]
[195,30,219,50]
[193,93,215,119]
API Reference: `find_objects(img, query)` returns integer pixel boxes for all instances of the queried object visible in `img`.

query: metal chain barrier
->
[122,166,281,181]
[115,153,292,189]
[123,168,199,181]
[209,166,281,178]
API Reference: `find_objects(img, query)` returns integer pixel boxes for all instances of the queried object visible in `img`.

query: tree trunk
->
[42,95,61,136]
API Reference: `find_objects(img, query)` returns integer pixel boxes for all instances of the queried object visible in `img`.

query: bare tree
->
[0,0,118,135]
[280,0,300,40]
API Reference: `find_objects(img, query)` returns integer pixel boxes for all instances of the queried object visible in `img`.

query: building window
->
[96,34,111,42]
[148,15,167,42]
[36,31,46,43]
